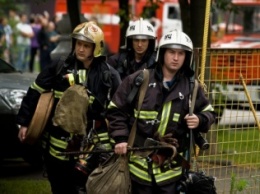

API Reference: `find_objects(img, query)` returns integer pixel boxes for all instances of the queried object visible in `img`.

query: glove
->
[154,132,179,148]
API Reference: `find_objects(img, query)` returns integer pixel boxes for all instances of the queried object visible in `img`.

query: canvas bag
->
[52,84,89,135]
[86,69,149,194]
[86,154,131,194]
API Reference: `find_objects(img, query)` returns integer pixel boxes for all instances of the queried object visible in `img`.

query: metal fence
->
[193,48,260,194]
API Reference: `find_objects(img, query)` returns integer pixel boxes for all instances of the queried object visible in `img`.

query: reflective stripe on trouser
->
[129,154,182,183]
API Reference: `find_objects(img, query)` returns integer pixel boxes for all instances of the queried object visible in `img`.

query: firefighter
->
[17,21,121,194]
[107,17,157,80]
[107,30,216,194]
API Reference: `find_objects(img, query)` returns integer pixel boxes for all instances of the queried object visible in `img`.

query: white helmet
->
[71,21,104,57]
[125,18,156,48]
[156,30,193,63]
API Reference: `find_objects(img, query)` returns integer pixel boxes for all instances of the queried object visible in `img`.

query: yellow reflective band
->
[134,110,158,119]
[49,136,68,149]
[202,104,214,112]
[78,69,87,84]
[108,101,117,109]
[49,146,69,161]
[30,82,47,93]
[155,168,182,182]
[98,132,110,141]
[129,163,152,182]
[129,152,183,182]
[110,138,115,144]
[157,101,172,136]
[67,73,75,86]
[54,90,63,99]
[89,96,94,104]
[130,154,148,167]
[173,113,180,122]
[98,132,109,138]
[129,161,181,183]
[101,143,112,150]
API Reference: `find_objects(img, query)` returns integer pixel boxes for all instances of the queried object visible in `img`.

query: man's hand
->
[114,142,128,154]
[18,126,28,142]
[184,113,199,129]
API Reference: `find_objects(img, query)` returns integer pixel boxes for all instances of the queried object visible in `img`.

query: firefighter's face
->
[163,48,186,74]
[132,39,149,55]
[75,40,94,62]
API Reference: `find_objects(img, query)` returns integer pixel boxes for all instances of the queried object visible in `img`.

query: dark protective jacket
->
[107,49,156,80]
[17,56,121,161]
[107,68,216,186]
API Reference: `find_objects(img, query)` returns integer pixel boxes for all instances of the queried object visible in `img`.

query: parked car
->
[0,58,42,166]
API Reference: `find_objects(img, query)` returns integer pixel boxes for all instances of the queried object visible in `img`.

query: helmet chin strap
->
[86,55,94,62]
[82,55,94,69]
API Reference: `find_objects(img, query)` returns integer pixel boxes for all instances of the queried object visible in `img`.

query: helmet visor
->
[161,44,192,52]
[129,35,154,40]
[71,33,94,43]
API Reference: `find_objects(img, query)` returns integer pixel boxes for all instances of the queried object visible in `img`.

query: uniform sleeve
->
[107,53,119,69]
[109,65,122,97]
[16,60,59,126]
[194,85,216,133]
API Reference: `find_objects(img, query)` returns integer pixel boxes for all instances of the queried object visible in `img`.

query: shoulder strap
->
[126,71,145,104]
[128,69,149,147]
[190,79,199,115]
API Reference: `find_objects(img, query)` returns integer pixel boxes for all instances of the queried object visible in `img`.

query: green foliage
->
[0,0,20,12]
[217,128,260,166]
[0,179,51,194]
[230,173,249,193]
[141,1,160,19]
[212,0,240,14]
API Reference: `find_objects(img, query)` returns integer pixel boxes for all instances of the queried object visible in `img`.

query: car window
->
[0,58,17,73]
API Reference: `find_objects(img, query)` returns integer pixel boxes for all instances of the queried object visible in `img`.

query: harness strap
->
[126,71,145,104]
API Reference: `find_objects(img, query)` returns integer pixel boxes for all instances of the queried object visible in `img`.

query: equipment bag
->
[177,170,217,194]
[52,84,89,135]
[86,154,131,194]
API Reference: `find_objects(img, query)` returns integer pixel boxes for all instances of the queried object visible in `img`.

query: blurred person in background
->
[8,8,20,65]
[46,21,60,57]
[15,13,34,72]
[2,16,13,63]
[0,17,5,59]
[37,14,50,71]
[29,14,41,73]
